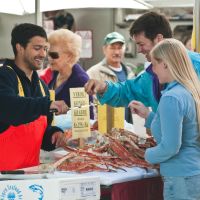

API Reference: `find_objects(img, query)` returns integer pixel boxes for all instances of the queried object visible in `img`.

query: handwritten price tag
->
[70,87,91,139]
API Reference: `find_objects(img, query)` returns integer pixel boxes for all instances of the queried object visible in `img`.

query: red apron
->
[0,65,48,170]
[0,116,47,170]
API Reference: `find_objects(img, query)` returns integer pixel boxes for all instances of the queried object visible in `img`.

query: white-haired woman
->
[44,29,94,119]
[129,38,200,200]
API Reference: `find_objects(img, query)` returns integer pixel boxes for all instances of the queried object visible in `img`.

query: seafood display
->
[52,128,157,173]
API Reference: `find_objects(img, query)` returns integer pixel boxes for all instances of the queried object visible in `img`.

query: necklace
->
[54,72,70,89]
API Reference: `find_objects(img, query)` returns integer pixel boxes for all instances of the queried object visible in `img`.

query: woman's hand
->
[128,100,150,119]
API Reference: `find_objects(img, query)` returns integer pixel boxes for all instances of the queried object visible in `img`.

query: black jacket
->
[0,59,63,151]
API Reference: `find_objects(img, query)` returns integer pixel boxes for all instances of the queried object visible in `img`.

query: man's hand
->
[50,100,68,115]
[84,79,107,96]
[51,131,66,148]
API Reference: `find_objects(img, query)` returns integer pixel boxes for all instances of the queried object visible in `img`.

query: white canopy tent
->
[1,0,199,53]
[0,0,153,16]
[145,0,194,7]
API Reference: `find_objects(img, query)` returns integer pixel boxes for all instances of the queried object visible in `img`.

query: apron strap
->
[39,79,46,96]
[2,65,45,97]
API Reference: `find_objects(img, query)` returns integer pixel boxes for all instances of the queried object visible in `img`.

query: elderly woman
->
[46,29,94,119]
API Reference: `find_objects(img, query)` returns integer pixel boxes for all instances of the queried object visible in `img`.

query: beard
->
[25,56,44,71]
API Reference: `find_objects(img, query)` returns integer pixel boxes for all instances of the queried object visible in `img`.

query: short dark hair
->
[129,12,172,41]
[54,12,74,30]
[11,23,47,56]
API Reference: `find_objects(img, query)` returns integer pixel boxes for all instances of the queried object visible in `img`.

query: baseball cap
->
[104,32,125,45]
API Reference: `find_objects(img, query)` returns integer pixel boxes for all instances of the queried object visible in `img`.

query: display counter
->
[0,165,162,200]
[40,149,162,200]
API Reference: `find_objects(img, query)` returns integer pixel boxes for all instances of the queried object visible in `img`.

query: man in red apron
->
[0,23,68,170]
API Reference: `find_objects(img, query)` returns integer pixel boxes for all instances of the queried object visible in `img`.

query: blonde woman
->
[129,38,200,200]
[45,29,94,119]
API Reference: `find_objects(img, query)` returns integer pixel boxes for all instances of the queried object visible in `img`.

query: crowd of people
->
[84,11,200,200]
[1,10,200,200]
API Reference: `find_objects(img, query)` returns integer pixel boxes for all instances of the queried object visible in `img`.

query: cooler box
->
[0,176,100,200]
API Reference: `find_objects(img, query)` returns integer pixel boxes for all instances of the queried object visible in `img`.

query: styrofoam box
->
[0,176,100,200]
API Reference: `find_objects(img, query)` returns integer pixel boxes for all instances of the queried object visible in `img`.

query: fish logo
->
[29,185,44,200]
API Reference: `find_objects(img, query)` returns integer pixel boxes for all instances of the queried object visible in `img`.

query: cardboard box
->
[0,176,100,200]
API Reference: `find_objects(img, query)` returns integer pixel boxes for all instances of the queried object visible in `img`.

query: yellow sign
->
[98,104,124,134]
[70,88,90,139]
[49,90,55,126]
[97,104,107,134]
[112,107,125,129]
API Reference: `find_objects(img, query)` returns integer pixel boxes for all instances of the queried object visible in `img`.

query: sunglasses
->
[48,51,59,59]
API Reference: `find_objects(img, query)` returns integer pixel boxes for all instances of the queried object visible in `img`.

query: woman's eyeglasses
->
[48,52,59,59]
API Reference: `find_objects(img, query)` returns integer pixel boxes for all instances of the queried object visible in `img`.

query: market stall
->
[0,89,163,200]
[47,95,163,200]
[51,149,163,200]
[0,161,162,200]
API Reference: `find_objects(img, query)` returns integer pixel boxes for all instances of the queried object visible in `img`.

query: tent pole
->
[194,0,200,52]
[35,0,42,26]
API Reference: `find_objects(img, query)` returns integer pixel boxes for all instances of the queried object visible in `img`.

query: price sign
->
[70,87,90,139]
[80,181,97,197]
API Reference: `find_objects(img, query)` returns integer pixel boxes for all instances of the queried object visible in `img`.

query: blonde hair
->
[151,38,200,132]
[48,29,82,64]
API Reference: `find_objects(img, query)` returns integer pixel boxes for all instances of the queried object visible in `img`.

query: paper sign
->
[70,88,90,139]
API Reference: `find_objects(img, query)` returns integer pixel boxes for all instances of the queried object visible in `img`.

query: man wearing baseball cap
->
[87,32,134,123]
